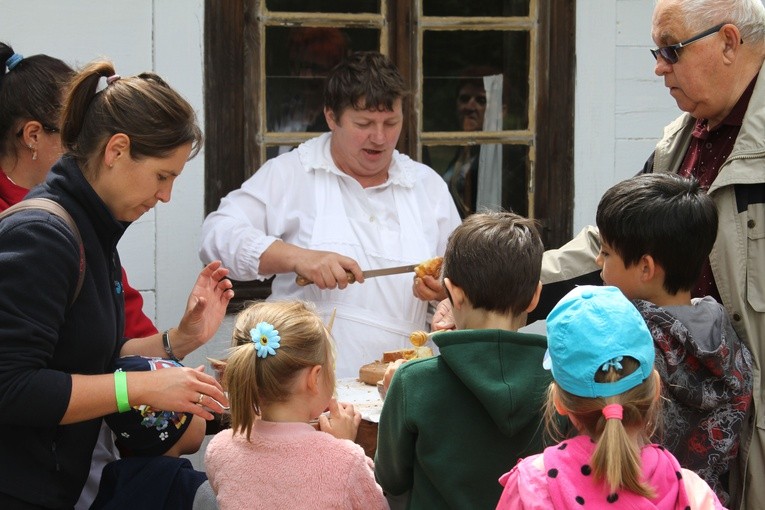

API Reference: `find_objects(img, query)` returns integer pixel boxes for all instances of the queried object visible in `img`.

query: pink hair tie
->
[602,403,623,421]
[95,74,121,93]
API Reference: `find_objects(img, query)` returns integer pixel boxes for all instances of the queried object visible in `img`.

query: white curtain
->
[476,73,503,212]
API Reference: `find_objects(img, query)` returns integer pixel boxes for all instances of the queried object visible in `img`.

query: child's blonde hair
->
[224,300,334,440]
[544,357,661,498]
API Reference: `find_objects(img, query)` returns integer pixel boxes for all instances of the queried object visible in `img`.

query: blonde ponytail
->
[224,301,333,441]
[548,359,661,498]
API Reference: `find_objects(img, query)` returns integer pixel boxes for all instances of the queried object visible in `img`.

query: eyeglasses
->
[457,94,487,106]
[651,23,725,64]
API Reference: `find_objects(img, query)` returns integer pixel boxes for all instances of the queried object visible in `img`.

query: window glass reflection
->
[266,27,378,137]
[426,144,528,218]
[423,0,528,17]
[423,30,529,133]
[267,0,379,14]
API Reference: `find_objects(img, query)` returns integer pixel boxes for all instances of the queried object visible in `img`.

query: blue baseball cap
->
[543,285,654,398]
[105,356,193,457]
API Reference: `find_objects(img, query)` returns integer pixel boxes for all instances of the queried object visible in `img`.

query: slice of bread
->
[359,347,434,386]
[358,361,388,386]
[414,256,444,279]
[382,346,433,363]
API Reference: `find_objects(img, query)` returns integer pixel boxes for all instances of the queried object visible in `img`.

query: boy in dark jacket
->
[595,172,753,505]
[91,356,213,510]
[375,211,551,509]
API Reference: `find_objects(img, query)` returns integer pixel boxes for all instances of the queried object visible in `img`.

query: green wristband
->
[114,370,130,413]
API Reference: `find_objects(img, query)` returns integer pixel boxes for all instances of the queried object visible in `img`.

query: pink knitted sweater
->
[205,420,388,510]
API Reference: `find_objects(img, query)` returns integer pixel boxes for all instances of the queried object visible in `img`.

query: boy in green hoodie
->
[375,211,551,510]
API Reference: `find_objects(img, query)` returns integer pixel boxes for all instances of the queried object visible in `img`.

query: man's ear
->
[721,23,743,63]
[443,278,466,310]
[324,107,337,131]
[103,133,131,168]
[525,281,543,313]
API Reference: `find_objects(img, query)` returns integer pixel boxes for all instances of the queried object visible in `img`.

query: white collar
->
[297,132,418,189]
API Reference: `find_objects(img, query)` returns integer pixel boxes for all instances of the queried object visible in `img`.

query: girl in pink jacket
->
[496,286,723,510]
[205,300,388,510]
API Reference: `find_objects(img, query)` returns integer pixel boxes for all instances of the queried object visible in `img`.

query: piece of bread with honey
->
[414,256,444,279]
[382,346,433,362]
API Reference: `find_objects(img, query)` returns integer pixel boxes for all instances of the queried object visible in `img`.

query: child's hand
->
[319,398,361,441]
[382,358,407,395]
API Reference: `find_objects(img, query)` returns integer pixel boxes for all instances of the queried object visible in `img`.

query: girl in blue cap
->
[496,285,723,509]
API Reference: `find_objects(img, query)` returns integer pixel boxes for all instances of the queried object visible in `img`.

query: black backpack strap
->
[0,198,86,305]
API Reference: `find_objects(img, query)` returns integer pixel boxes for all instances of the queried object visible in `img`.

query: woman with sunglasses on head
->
[0,57,233,509]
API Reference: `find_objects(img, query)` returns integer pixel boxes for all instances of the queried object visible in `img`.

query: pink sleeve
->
[496,467,524,510]
[496,455,552,510]
[348,455,389,510]
[681,469,725,510]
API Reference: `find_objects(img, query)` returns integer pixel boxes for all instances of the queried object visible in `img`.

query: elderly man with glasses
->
[644,3,765,508]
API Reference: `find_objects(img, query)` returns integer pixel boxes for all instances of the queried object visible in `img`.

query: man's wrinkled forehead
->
[652,0,687,45]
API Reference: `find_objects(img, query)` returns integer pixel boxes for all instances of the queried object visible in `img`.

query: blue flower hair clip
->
[601,356,624,372]
[250,322,281,358]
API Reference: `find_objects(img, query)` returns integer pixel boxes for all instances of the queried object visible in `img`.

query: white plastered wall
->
[574,0,679,232]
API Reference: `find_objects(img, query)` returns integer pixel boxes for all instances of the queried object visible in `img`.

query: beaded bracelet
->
[114,371,130,413]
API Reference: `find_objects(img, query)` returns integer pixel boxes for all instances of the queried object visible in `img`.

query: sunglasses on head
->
[650,23,726,64]
[458,94,487,106]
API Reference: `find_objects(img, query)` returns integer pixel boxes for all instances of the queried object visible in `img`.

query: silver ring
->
[197,393,204,405]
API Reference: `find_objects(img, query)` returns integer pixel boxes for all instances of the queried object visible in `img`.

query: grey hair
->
[671,0,765,44]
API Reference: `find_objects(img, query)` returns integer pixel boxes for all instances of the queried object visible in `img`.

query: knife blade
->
[296,263,418,286]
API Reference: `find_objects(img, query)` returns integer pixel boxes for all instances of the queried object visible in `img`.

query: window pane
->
[267,0,380,14]
[423,30,529,132]
[423,0,528,17]
[425,144,528,218]
[266,27,379,134]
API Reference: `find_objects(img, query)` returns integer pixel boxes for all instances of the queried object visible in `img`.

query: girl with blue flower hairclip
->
[205,300,388,509]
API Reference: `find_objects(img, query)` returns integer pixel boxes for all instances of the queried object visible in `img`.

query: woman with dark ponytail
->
[0,42,73,206]
[0,59,233,509]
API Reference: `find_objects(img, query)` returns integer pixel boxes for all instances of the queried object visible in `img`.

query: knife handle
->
[296,271,356,286]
